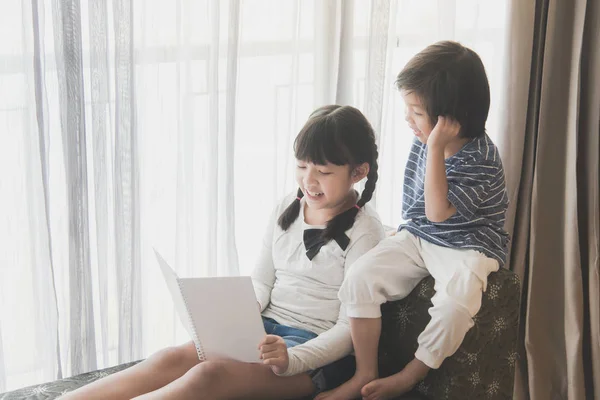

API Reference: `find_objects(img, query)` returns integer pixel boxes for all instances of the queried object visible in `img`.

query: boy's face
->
[401,90,434,145]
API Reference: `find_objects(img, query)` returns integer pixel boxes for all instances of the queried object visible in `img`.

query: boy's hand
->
[427,116,461,150]
[259,335,289,374]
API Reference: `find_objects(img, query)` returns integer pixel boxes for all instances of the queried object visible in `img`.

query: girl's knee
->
[150,341,198,369]
[184,360,229,393]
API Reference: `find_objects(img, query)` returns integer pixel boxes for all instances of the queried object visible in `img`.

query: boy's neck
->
[444,137,472,159]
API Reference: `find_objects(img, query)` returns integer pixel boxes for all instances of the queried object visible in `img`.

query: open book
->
[154,249,266,363]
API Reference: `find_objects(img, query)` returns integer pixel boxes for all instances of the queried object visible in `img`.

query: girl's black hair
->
[277,105,379,243]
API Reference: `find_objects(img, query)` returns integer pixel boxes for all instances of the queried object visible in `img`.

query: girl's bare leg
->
[59,341,200,400]
[134,359,315,400]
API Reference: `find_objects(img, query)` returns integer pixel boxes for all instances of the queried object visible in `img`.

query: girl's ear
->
[351,163,370,183]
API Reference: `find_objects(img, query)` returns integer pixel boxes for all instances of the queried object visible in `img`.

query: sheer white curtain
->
[0,0,509,392]
[375,0,509,226]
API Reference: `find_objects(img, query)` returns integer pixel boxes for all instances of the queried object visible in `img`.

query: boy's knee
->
[345,258,370,282]
[342,257,376,295]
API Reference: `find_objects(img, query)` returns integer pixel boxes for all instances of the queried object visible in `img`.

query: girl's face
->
[295,160,364,213]
[401,90,434,145]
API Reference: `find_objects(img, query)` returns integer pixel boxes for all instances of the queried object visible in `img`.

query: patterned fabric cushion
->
[0,361,141,400]
[1,270,520,400]
[379,267,521,400]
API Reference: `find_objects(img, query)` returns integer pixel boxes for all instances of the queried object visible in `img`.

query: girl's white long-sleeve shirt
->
[251,193,385,376]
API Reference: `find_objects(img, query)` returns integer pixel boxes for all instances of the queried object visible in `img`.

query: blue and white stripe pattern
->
[399,134,510,266]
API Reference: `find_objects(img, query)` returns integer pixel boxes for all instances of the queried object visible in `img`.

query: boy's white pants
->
[339,230,499,369]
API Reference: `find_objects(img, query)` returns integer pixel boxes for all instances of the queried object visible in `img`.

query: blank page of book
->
[178,276,266,363]
[154,250,198,342]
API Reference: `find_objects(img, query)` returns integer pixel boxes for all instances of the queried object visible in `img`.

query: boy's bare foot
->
[361,359,430,400]
[314,372,377,400]
[360,372,416,400]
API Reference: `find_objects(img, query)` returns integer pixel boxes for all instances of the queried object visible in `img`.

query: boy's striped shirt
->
[400,134,510,266]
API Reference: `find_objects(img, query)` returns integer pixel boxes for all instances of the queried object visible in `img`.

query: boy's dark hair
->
[396,40,490,139]
[277,105,378,242]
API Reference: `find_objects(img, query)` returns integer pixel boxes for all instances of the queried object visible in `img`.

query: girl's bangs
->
[294,118,352,165]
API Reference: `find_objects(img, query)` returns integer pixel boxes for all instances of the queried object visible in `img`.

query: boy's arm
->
[424,116,461,222]
[425,145,456,222]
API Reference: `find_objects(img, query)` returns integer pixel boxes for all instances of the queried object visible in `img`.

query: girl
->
[60,105,385,400]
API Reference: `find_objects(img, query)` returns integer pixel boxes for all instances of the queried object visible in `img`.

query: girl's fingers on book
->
[263,356,282,365]
[264,358,287,374]
[264,335,283,344]
[261,350,283,361]
[260,343,280,353]
[258,334,281,347]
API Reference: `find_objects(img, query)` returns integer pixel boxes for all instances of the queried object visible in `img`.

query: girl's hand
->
[259,334,289,374]
[427,116,461,150]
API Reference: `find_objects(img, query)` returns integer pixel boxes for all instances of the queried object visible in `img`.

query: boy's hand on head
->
[259,334,289,374]
[427,116,461,150]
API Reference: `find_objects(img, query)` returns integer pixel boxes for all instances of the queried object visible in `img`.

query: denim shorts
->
[262,317,356,394]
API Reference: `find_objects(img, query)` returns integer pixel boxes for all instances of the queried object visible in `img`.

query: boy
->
[317,41,509,400]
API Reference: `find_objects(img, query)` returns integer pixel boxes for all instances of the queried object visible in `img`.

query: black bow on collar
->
[303,229,350,260]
